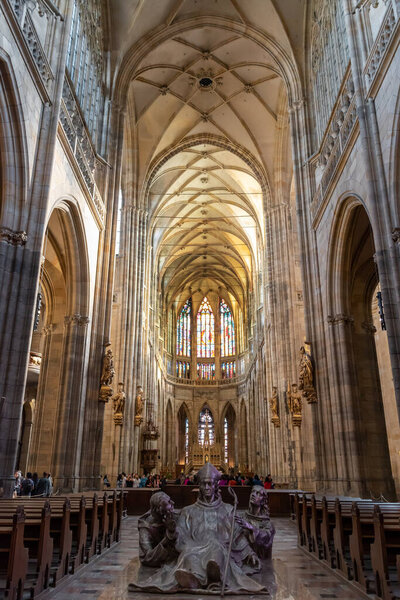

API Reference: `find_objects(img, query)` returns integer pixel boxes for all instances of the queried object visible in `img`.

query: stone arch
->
[327,197,396,498]
[0,50,28,229]
[389,85,400,224]
[28,199,91,491]
[145,133,270,210]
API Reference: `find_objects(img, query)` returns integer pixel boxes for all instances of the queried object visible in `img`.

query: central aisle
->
[48,517,366,599]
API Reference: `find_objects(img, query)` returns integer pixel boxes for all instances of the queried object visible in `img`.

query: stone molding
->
[364,3,397,87]
[42,323,55,336]
[327,313,354,325]
[0,227,28,246]
[361,321,377,334]
[64,314,90,327]
[392,228,400,244]
[8,0,54,88]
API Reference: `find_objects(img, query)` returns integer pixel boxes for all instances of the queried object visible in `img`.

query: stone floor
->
[45,517,368,599]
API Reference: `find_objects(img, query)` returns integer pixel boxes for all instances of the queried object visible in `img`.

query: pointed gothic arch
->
[327,198,396,498]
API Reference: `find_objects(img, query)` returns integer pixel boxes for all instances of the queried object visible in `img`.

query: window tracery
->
[220,299,235,356]
[224,417,228,462]
[221,361,236,379]
[197,297,215,357]
[66,0,104,147]
[198,408,214,446]
[185,417,189,464]
[176,361,190,378]
[311,0,349,146]
[177,298,191,357]
[197,363,215,380]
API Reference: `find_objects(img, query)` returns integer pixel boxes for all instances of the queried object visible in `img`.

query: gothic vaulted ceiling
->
[110,0,305,313]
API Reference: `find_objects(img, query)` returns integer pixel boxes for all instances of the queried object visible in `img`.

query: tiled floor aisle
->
[46,517,367,600]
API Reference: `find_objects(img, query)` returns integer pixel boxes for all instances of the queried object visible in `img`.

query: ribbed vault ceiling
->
[115,0,300,314]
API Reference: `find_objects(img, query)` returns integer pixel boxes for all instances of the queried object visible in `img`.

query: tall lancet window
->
[177,299,191,357]
[197,297,215,357]
[198,408,215,446]
[220,299,235,356]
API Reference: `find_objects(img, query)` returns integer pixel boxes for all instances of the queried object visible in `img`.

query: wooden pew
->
[22,500,54,597]
[0,506,29,600]
[370,505,400,600]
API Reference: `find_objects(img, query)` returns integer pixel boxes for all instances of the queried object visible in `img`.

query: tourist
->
[264,474,274,489]
[20,472,34,496]
[34,472,51,497]
[103,474,111,488]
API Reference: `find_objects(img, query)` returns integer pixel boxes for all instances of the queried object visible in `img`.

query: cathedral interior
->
[1,0,400,497]
[0,0,400,556]
[1,0,400,595]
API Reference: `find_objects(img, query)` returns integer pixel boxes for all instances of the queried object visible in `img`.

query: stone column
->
[52,314,90,491]
[0,2,73,495]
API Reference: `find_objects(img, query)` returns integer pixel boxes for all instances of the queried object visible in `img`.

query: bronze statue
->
[237,486,275,558]
[129,462,266,594]
[138,491,178,567]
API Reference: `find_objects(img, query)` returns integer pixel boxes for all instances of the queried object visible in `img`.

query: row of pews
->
[0,490,124,600]
[291,493,400,600]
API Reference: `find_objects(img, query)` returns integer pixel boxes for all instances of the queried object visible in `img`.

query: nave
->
[47,517,364,600]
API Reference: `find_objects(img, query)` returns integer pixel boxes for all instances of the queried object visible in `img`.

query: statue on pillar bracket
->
[134,385,144,426]
[112,382,126,426]
[98,343,115,403]
[298,342,317,404]
[287,382,302,427]
[268,386,280,427]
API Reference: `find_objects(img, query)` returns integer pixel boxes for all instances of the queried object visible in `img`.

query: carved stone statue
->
[112,382,126,426]
[100,347,115,386]
[99,345,115,403]
[129,462,266,594]
[288,383,302,427]
[138,492,179,567]
[298,343,317,403]
[268,386,280,427]
[134,385,144,426]
[237,486,275,558]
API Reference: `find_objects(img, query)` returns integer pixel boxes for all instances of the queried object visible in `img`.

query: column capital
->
[327,313,354,326]
[64,314,90,327]
[0,227,28,246]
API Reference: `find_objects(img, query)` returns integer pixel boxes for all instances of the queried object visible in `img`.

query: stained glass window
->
[220,299,235,356]
[176,361,190,379]
[198,408,215,446]
[221,361,236,379]
[224,417,228,461]
[185,417,189,464]
[197,363,215,380]
[177,299,191,356]
[197,297,215,357]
